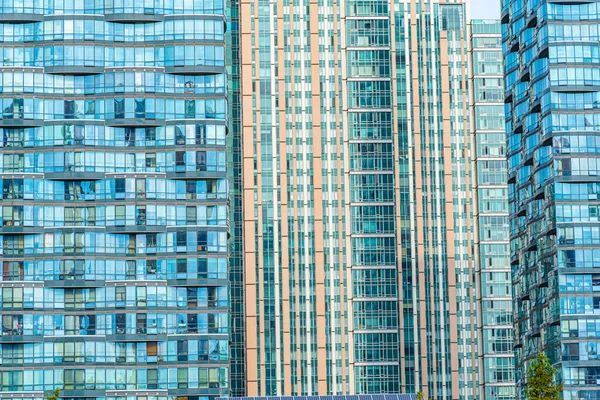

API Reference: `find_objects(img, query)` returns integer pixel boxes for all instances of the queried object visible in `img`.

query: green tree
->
[45,388,61,400]
[416,392,432,400]
[526,352,563,400]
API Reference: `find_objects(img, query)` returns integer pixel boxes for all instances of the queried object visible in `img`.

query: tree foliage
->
[415,392,431,400]
[45,388,61,400]
[526,352,563,400]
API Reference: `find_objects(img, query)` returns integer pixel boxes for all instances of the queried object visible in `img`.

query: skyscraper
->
[240,0,347,392]
[226,0,246,394]
[470,19,515,400]
[504,0,600,399]
[0,1,229,396]
[238,0,482,397]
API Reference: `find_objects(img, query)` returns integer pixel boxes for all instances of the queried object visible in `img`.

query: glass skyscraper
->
[226,0,246,394]
[0,1,229,396]
[237,0,486,398]
[470,19,515,400]
[503,0,600,399]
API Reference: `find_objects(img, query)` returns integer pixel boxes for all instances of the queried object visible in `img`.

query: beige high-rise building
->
[237,1,491,399]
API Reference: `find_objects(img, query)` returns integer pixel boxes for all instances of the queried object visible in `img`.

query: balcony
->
[511,254,520,265]
[105,118,165,127]
[533,184,544,200]
[538,273,549,288]
[106,333,168,342]
[0,13,43,22]
[44,66,105,76]
[542,219,557,237]
[514,338,523,349]
[104,11,164,23]
[44,279,105,288]
[0,119,43,128]
[0,331,43,343]
[528,326,541,338]
[0,225,41,234]
[44,172,106,181]
[526,12,537,28]
[530,96,541,113]
[519,67,530,83]
[164,65,224,76]
[525,238,538,252]
[510,40,520,53]
[166,171,225,180]
[106,224,167,234]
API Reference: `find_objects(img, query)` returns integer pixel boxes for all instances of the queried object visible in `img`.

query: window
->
[440,4,464,31]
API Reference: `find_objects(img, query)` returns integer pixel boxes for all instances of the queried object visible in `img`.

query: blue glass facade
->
[0,1,229,397]
[345,0,400,393]
[226,0,245,394]
[503,0,600,399]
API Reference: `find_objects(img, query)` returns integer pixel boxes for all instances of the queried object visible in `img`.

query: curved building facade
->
[504,0,600,399]
[0,1,229,398]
